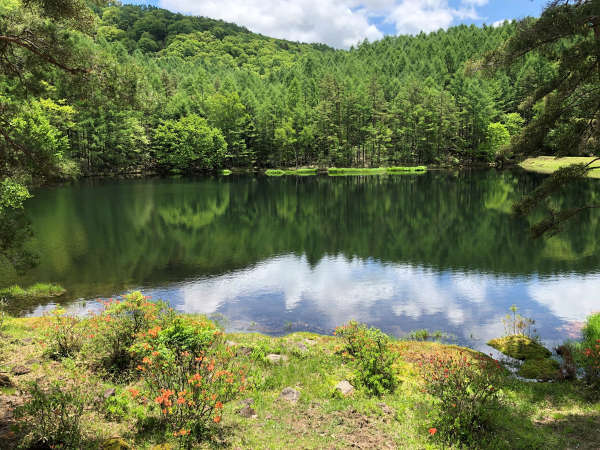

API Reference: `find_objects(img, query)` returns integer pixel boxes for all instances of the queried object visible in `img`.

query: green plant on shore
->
[502,304,537,339]
[81,292,174,378]
[335,321,398,396]
[0,283,66,300]
[416,349,504,444]
[15,382,85,449]
[0,297,7,330]
[130,317,247,444]
[43,308,83,359]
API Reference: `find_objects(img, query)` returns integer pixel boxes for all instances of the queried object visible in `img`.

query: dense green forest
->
[2,1,558,183]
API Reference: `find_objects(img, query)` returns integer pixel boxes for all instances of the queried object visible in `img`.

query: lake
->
[11,170,600,351]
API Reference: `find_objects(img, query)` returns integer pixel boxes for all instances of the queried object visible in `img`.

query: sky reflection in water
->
[31,253,599,351]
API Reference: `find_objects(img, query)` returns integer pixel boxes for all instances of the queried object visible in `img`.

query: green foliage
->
[582,313,600,348]
[152,115,227,173]
[43,308,83,359]
[487,335,551,361]
[265,169,285,176]
[581,313,600,389]
[517,357,559,381]
[15,382,85,449]
[130,316,247,442]
[0,179,31,212]
[417,350,504,444]
[483,122,510,159]
[501,304,537,339]
[335,321,398,396]
[0,283,65,299]
[82,292,174,378]
[103,389,147,422]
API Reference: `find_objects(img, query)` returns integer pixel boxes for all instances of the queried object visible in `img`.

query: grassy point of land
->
[0,313,599,449]
[265,168,318,176]
[520,157,600,179]
[220,169,233,176]
[0,283,65,300]
[328,166,427,176]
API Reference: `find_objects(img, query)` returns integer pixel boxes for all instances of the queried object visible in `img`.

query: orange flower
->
[213,415,221,423]
[428,428,437,436]
[215,401,223,409]
[128,388,140,398]
[177,397,186,405]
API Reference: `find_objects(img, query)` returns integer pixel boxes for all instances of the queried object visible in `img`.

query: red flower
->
[429,427,437,436]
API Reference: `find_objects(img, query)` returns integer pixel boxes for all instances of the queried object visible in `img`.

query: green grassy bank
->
[0,298,598,449]
[520,157,600,179]
[0,283,66,300]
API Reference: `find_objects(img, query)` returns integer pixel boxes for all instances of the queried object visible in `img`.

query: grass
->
[265,168,318,176]
[220,169,233,176]
[328,167,427,176]
[0,283,65,300]
[0,315,598,449]
[520,156,600,179]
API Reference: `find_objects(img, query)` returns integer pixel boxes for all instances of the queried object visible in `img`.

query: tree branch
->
[0,34,89,75]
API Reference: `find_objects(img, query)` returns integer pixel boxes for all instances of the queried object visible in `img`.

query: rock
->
[25,359,42,366]
[378,403,393,415]
[335,380,354,397]
[295,343,308,352]
[236,346,253,357]
[21,338,33,344]
[239,398,254,406]
[487,336,552,361]
[238,405,257,418]
[103,388,116,399]
[266,354,288,364]
[279,387,300,403]
[100,437,132,449]
[11,366,31,376]
[0,374,12,387]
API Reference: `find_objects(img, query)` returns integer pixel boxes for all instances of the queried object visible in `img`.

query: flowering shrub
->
[335,321,398,396]
[416,349,504,444]
[82,292,174,377]
[15,382,85,449]
[582,340,600,389]
[43,308,83,359]
[130,317,246,443]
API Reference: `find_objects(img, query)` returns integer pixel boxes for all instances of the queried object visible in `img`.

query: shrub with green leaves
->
[130,317,247,443]
[335,321,398,396]
[15,382,85,449]
[416,349,504,444]
[82,292,174,378]
[43,308,83,359]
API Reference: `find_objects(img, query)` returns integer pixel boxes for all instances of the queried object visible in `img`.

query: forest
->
[1,1,559,183]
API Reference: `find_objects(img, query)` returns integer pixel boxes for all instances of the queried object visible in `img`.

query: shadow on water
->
[4,170,600,347]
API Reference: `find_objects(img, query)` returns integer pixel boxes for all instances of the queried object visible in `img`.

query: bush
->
[416,349,504,444]
[15,382,85,448]
[130,317,247,443]
[335,321,398,396]
[581,340,600,389]
[583,313,600,347]
[82,292,174,378]
[43,308,83,359]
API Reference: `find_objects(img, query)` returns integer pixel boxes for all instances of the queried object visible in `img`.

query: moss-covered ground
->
[520,157,600,179]
[0,318,599,449]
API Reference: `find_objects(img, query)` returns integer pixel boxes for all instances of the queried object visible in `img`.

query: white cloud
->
[156,0,490,48]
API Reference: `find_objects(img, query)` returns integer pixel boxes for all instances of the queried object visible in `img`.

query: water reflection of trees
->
[14,172,600,300]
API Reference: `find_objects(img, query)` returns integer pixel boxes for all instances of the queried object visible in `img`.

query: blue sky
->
[124,0,548,48]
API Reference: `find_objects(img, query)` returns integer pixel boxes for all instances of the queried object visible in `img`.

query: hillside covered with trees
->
[2,2,564,183]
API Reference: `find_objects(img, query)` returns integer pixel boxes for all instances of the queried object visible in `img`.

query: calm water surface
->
[13,170,600,350]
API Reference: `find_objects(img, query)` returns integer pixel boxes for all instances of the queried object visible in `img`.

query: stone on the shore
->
[335,380,354,396]
[279,387,300,403]
[266,354,288,364]
[11,366,31,376]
